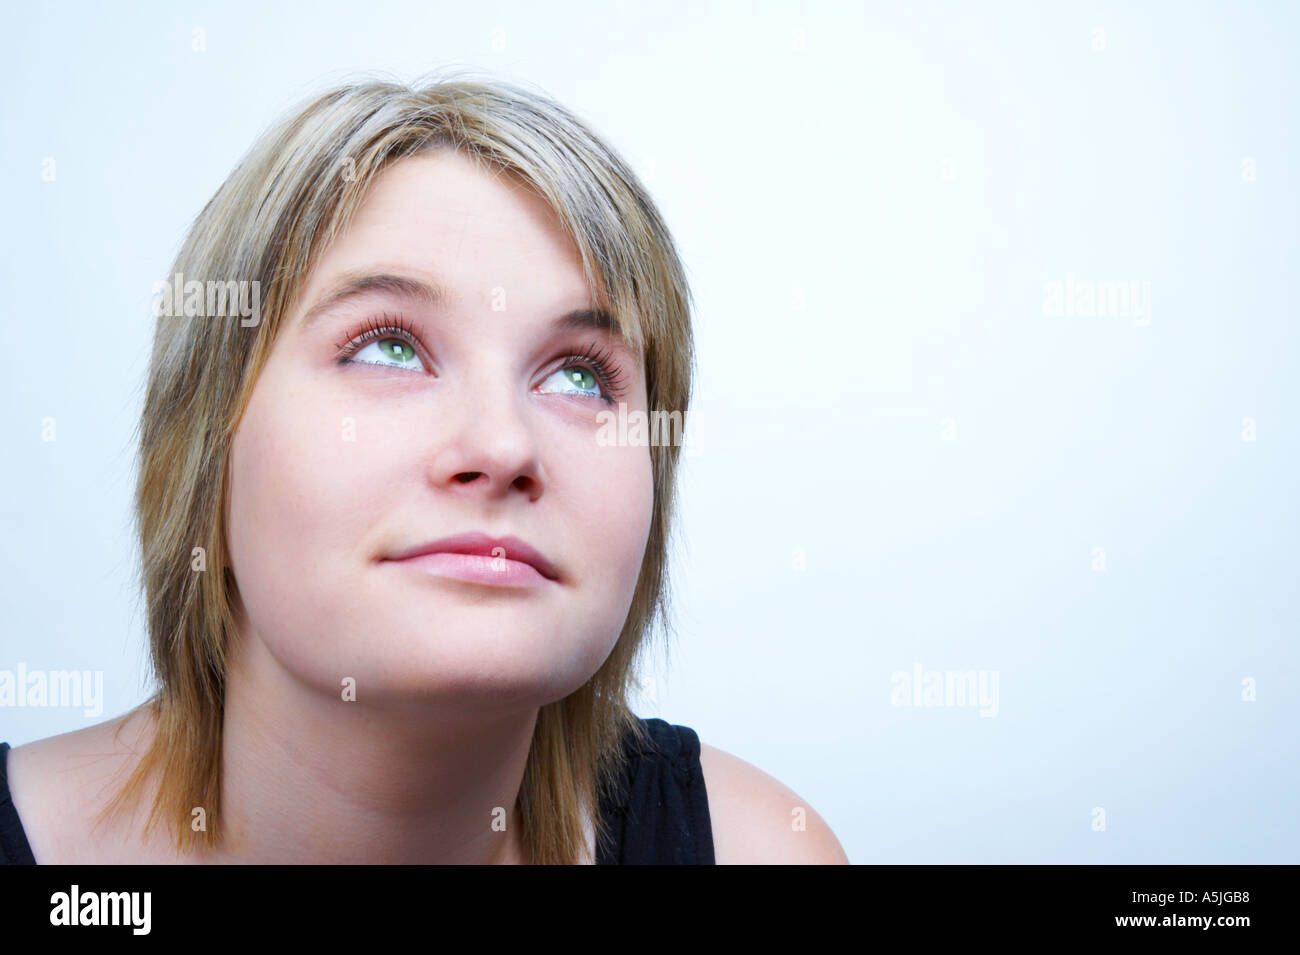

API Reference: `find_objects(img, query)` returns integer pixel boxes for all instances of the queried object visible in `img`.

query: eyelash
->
[333,312,629,405]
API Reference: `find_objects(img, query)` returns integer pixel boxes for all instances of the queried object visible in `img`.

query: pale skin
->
[6,151,849,864]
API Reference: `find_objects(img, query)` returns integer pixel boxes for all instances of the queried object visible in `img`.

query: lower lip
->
[385,552,556,588]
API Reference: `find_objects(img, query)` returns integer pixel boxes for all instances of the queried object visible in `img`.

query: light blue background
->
[1,0,1296,863]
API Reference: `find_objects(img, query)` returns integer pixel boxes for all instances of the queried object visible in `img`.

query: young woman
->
[0,72,848,865]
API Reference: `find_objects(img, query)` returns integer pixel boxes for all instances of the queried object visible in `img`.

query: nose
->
[422,368,546,502]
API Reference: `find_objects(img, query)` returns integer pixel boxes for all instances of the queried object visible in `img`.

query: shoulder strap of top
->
[0,742,38,865]
[595,718,715,865]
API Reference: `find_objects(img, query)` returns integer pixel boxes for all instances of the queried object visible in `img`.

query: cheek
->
[225,379,378,630]
[230,406,331,559]
[569,440,656,620]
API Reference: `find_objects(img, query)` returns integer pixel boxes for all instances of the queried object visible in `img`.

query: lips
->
[383,531,560,582]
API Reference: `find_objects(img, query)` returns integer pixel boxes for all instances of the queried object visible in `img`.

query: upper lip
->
[384,532,561,582]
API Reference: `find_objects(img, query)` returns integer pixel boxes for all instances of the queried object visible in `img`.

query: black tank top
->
[0,718,714,865]
[594,717,715,864]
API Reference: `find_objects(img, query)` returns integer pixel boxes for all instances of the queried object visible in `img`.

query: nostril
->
[455,472,482,483]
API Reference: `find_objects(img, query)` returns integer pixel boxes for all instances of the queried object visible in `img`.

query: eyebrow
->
[299,270,636,354]
[299,272,448,325]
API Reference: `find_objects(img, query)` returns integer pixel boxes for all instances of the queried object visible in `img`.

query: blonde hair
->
[101,69,696,865]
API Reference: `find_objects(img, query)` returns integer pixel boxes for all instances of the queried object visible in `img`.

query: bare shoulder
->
[6,706,160,864]
[697,741,849,865]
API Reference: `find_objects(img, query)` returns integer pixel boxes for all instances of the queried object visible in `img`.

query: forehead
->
[288,152,642,358]
[321,151,591,303]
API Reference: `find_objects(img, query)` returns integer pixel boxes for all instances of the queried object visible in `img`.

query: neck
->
[202,628,539,864]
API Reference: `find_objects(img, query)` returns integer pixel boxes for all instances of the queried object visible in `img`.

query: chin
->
[322,617,605,708]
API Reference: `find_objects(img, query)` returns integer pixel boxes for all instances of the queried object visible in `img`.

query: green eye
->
[535,342,626,406]
[562,367,598,392]
[377,339,415,363]
[349,337,424,370]
[338,314,426,371]
[537,362,611,402]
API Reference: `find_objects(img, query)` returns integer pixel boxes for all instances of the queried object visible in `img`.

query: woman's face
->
[224,150,653,712]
